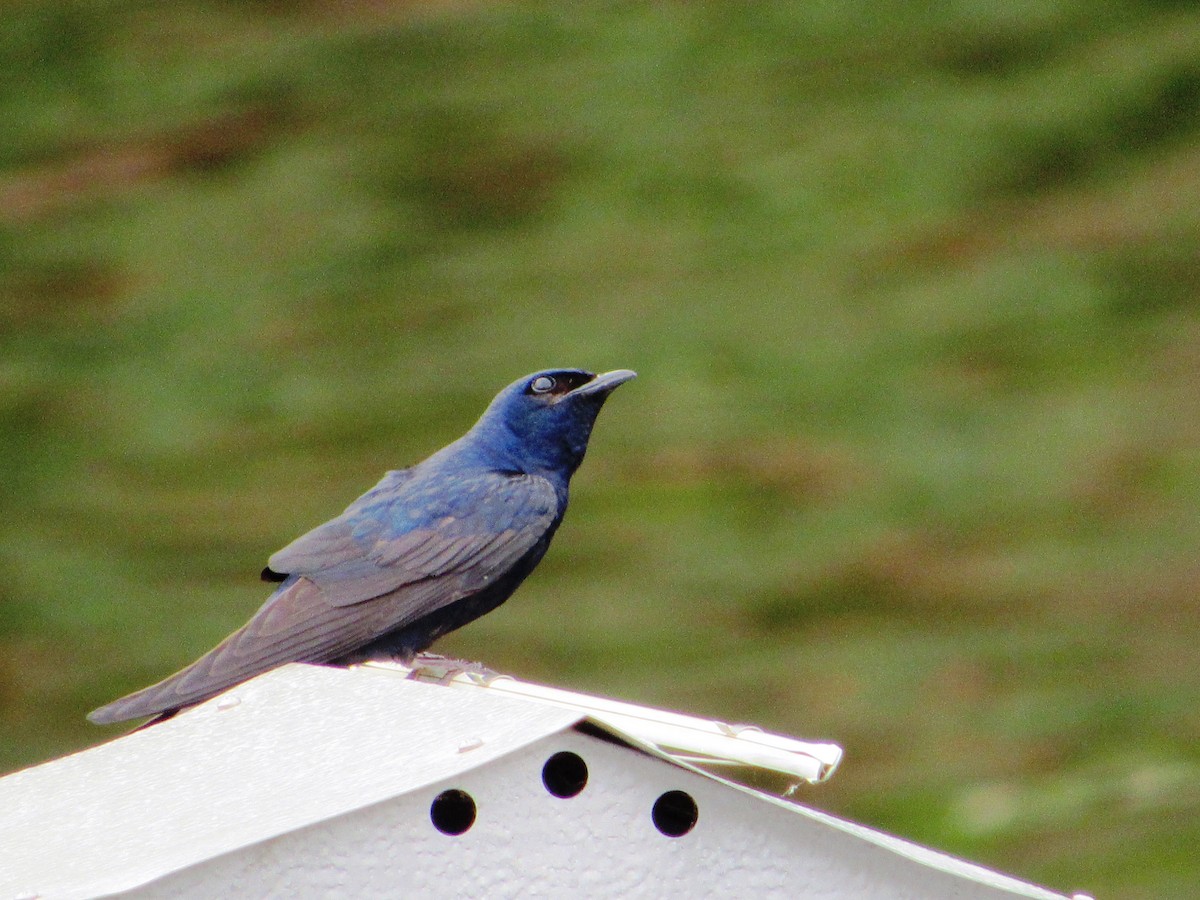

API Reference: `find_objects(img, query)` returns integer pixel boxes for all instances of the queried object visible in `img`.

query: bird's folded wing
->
[88,474,559,723]
[269,472,559,607]
[264,468,413,574]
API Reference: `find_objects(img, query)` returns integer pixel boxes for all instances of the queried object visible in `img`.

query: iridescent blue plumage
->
[88,368,636,725]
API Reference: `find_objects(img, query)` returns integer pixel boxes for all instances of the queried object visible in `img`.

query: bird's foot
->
[407,653,501,685]
[408,651,447,665]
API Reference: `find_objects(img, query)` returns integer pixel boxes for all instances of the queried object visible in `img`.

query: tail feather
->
[87,658,235,725]
[86,576,404,725]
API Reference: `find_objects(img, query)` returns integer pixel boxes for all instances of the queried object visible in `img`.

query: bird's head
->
[467,368,637,476]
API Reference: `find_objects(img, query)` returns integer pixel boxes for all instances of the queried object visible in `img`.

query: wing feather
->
[87,472,560,724]
[266,468,412,575]
[323,475,558,607]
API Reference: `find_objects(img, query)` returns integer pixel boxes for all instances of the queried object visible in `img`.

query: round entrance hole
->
[430,788,476,835]
[652,790,698,837]
[542,751,589,798]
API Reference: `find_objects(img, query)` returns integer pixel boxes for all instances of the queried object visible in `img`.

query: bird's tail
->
[88,596,287,725]
[87,575,368,725]
[87,651,240,725]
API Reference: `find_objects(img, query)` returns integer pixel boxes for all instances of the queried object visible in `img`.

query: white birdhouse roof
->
[0,662,1082,899]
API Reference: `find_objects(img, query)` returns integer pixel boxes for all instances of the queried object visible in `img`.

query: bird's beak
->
[570,369,638,398]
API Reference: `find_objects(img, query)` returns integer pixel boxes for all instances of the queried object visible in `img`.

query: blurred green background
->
[2,1,1199,896]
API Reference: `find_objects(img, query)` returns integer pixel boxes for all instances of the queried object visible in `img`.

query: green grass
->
[3,2,1200,896]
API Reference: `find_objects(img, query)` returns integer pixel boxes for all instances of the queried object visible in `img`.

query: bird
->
[88,367,636,725]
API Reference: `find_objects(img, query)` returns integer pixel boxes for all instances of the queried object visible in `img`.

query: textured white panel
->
[0,664,580,899]
[127,729,1067,900]
[0,663,1076,900]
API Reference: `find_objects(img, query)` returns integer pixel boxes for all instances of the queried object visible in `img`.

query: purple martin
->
[88,368,636,724]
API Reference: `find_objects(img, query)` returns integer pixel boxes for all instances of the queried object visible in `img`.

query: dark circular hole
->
[652,790,698,837]
[542,751,589,798]
[430,788,476,835]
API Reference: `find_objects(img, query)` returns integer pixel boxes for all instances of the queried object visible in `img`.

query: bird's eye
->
[531,376,556,394]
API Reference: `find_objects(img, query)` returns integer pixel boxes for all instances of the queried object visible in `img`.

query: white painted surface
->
[385,659,843,784]
[126,729,1069,900]
[0,663,1078,899]
[0,665,580,899]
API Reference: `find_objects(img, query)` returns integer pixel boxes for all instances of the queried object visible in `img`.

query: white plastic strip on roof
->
[365,660,843,787]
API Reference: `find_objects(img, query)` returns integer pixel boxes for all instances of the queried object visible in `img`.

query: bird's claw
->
[408,652,501,684]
